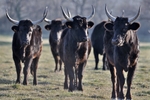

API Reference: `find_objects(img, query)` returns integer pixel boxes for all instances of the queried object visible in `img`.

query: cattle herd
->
[5,4,141,100]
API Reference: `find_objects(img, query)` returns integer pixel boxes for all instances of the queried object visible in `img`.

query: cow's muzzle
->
[111,39,119,45]
[81,37,89,42]
[111,38,124,46]
[22,41,30,46]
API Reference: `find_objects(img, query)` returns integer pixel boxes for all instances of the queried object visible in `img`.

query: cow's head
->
[61,6,94,42]
[12,20,34,47]
[6,7,48,61]
[45,19,66,43]
[104,5,140,46]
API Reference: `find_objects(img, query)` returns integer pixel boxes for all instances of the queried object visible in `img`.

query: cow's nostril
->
[22,41,30,46]
[111,39,119,45]
[82,37,88,42]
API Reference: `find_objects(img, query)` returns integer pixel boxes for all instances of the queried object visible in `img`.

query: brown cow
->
[6,7,48,85]
[59,6,94,92]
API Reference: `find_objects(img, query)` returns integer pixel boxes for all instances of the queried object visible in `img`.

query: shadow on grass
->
[0,41,11,46]
[0,78,13,84]
[43,43,49,47]
[140,45,150,50]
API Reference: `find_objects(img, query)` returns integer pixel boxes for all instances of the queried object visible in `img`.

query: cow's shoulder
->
[61,28,69,39]
[12,32,20,46]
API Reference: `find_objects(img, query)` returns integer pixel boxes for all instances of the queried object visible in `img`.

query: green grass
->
[0,35,150,100]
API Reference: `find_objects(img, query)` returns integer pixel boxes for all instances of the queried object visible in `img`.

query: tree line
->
[0,0,150,41]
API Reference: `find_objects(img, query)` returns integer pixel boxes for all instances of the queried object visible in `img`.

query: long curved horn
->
[44,18,51,24]
[67,8,71,18]
[86,5,95,21]
[6,9,19,25]
[128,6,141,23]
[105,4,116,22]
[32,6,48,24]
[61,6,73,21]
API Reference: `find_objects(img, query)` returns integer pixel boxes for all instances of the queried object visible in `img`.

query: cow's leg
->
[59,59,62,71]
[93,49,99,70]
[67,64,74,92]
[126,64,136,100]
[23,58,33,85]
[54,55,59,72]
[117,77,119,98]
[108,62,117,99]
[32,57,40,85]
[77,62,85,91]
[74,66,78,90]
[64,65,68,89]
[13,54,22,84]
[102,53,108,70]
[116,67,125,99]
[51,48,59,72]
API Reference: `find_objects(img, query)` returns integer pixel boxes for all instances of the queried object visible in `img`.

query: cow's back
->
[91,21,106,55]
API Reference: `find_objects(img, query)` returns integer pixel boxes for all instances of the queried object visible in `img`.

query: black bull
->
[91,21,108,70]
[59,6,94,92]
[45,19,67,72]
[104,5,140,99]
[6,7,48,85]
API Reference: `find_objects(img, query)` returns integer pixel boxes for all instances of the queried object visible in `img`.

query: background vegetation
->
[0,0,150,41]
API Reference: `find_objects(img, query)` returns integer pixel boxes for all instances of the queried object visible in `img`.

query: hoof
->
[102,67,106,70]
[64,83,68,89]
[23,81,27,85]
[111,98,117,100]
[33,82,37,85]
[16,80,20,84]
[77,86,83,91]
[94,67,98,70]
[54,69,57,72]
[59,68,62,71]
[117,98,124,100]
[68,88,74,92]
[68,86,74,92]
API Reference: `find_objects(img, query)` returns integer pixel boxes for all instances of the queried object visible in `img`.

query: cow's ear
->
[45,25,51,30]
[11,26,18,32]
[65,21,73,28]
[88,21,94,29]
[104,23,113,31]
[129,22,140,30]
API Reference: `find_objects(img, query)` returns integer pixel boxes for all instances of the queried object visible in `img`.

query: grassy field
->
[0,35,150,100]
